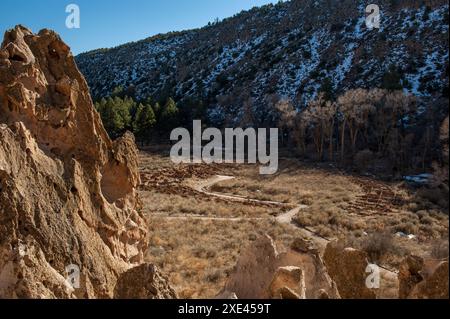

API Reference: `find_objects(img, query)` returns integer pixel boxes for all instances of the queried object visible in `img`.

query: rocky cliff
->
[0,25,173,298]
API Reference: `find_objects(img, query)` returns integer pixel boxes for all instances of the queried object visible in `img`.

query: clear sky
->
[0,0,278,55]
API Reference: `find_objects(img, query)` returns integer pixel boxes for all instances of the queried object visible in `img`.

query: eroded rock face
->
[398,255,424,299]
[323,241,376,299]
[0,26,149,298]
[268,266,306,299]
[222,235,339,299]
[399,256,449,299]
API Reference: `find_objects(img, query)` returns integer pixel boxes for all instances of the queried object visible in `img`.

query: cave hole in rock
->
[100,160,132,204]
[9,54,25,62]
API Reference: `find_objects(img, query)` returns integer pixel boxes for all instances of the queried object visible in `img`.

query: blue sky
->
[0,0,278,55]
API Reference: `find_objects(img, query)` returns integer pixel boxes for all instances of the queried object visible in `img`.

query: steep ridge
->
[76,0,449,125]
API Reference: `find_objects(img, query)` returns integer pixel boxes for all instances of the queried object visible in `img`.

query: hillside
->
[76,0,449,125]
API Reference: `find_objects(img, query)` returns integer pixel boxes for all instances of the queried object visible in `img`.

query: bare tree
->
[302,93,337,160]
[337,89,376,161]
[275,98,296,146]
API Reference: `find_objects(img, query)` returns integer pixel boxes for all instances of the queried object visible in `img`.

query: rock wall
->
[0,26,152,298]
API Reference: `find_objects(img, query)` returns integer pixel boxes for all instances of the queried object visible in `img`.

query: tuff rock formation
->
[323,241,377,299]
[0,25,169,298]
[221,235,339,299]
[114,264,177,299]
[399,255,449,299]
[268,266,306,299]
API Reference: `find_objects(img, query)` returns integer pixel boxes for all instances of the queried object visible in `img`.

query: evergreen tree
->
[95,96,132,139]
[133,103,156,145]
[320,77,334,101]
[382,66,403,91]
[160,97,179,131]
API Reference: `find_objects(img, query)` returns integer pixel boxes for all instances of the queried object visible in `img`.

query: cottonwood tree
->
[275,98,296,146]
[380,91,416,172]
[302,93,337,160]
[337,89,374,161]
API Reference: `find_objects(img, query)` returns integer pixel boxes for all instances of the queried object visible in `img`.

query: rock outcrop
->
[398,255,425,299]
[222,235,339,299]
[323,241,376,299]
[268,266,306,299]
[114,264,177,299]
[399,256,449,299]
[0,26,161,298]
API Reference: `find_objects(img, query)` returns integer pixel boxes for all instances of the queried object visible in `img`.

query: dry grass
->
[146,217,296,299]
[210,163,361,208]
[139,190,284,218]
[138,151,449,297]
[207,159,448,269]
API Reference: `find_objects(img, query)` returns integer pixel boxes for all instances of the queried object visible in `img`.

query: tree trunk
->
[340,119,346,162]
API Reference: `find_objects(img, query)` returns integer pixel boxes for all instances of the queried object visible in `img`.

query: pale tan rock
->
[215,291,238,299]
[268,266,306,299]
[223,234,279,299]
[0,26,159,299]
[114,264,177,299]
[278,286,303,299]
[398,255,424,299]
[291,236,317,254]
[399,256,449,299]
[222,234,339,299]
[323,241,377,299]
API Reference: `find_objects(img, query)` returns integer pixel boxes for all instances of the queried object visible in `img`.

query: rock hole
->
[100,161,132,204]
[6,100,13,112]
[48,47,60,59]
[10,54,25,62]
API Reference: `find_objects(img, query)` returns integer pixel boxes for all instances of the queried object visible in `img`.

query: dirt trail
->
[192,175,398,276]
[192,175,329,248]
[149,171,397,276]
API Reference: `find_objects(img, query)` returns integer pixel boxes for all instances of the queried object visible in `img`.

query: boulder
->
[323,241,376,299]
[223,234,279,299]
[268,266,306,299]
[222,234,339,299]
[114,264,177,299]
[398,255,424,299]
[399,255,449,299]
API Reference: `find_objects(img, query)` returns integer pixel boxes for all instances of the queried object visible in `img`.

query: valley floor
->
[138,147,449,299]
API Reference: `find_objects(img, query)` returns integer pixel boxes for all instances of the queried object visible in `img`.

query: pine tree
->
[134,103,156,145]
[160,97,179,131]
[96,96,132,139]
[320,77,334,101]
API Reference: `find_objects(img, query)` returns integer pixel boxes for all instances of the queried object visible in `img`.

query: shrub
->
[431,240,449,259]
[362,232,395,262]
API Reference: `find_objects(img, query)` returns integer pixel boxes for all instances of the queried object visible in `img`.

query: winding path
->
[152,173,398,276]
[191,175,329,248]
[191,175,398,275]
